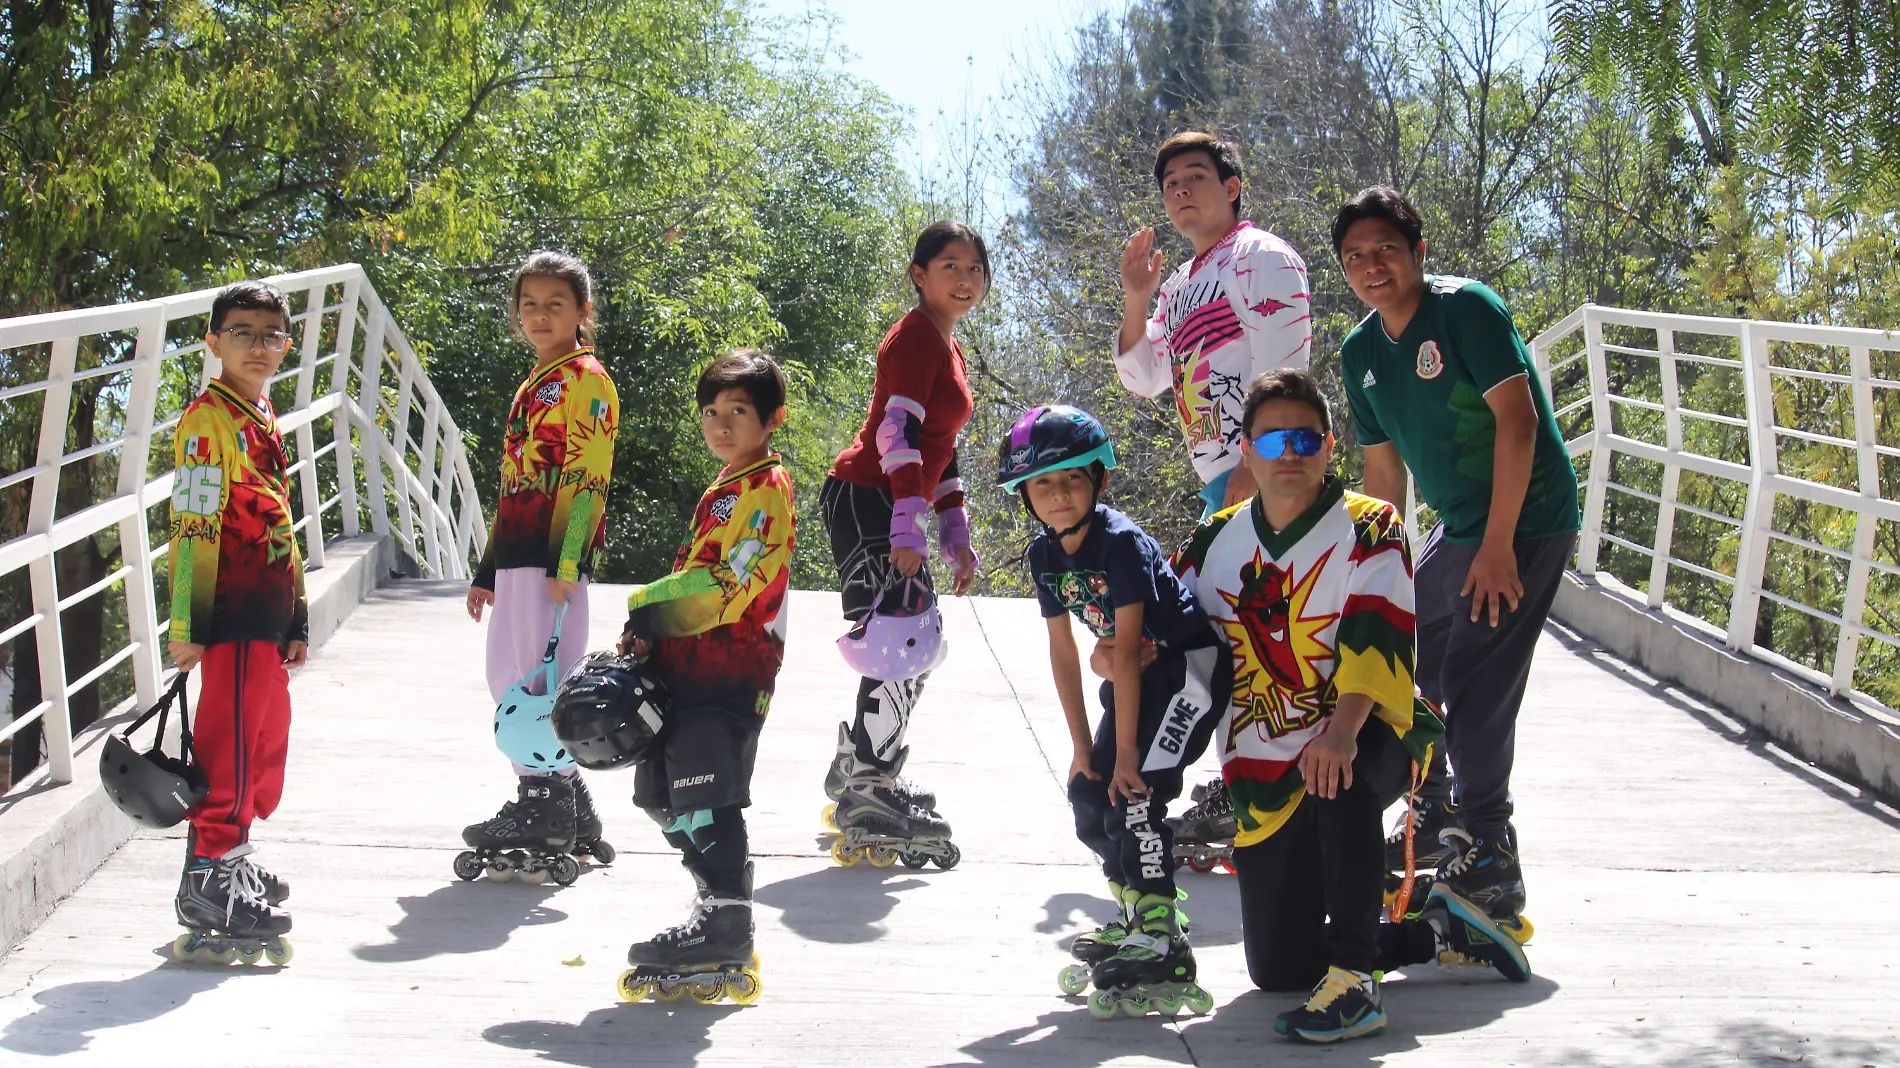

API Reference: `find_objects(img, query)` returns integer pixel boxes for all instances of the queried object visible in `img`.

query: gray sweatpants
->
[1413,526,1576,839]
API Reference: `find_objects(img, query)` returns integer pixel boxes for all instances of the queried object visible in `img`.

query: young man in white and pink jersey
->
[1114,131,1314,520]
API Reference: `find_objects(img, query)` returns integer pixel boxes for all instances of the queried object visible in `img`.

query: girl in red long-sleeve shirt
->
[819,221,986,844]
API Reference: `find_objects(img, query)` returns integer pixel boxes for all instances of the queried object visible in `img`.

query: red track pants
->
[188,641,292,859]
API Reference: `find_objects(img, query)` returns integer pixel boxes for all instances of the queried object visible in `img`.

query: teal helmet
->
[995,405,1117,493]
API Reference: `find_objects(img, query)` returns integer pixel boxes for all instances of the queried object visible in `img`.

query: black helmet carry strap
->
[122,674,194,762]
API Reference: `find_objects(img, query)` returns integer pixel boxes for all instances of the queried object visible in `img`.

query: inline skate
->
[1429,824,1535,955]
[1168,777,1236,874]
[830,777,959,870]
[820,722,936,832]
[1058,881,1131,995]
[172,844,294,966]
[1087,891,1212,1019]
[455,774,582,885]
[620,864,761,1005]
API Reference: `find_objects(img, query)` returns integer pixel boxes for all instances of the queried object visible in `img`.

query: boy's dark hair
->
[511,250,597,346]
[1153,132,1243,215]
[697,348,787,422]
[1243,368,1332,438]
[1330,185,1426,258]
[209,281,291,334]
[909,220,990,300]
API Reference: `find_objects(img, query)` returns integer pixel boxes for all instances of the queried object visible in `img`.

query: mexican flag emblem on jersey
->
[589,398,610,420]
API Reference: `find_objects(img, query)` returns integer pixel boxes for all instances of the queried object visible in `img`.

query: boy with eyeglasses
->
[1173,370,1522,1043]
[164,280,305,960]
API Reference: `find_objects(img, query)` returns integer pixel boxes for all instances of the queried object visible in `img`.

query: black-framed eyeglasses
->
[1250,427,1329,458]
[213,328,293,351]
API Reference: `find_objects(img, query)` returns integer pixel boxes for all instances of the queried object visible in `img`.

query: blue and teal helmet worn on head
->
[995,405,1118,493]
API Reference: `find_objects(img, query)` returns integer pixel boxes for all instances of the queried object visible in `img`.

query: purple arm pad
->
[889,495,929,553]
[937,505,977,567]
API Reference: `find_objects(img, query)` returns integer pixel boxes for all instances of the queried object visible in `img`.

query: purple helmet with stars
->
[837,574,946,682]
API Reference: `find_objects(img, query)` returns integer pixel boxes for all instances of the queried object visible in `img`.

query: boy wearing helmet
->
[999,405,1231,1019]
[614,349,795,999]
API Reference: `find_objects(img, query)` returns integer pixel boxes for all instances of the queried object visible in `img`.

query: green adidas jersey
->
[1340,274,1579,543]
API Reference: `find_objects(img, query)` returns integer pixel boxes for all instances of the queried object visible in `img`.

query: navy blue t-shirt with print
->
[1029,504,1218,650]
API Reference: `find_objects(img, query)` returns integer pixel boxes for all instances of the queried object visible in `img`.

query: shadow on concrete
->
[1037,883,1244,951]
[1549,1018,1894,1066]
[753,866,927,944]
[0,965,237,1056]
[484,1002,742,1067]
[1548,622,1900,832]
[352,880,568,963]
[1171,971,1559,1064]
[933,1003,1197,1067]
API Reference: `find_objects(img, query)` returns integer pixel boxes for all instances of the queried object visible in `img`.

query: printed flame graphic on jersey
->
[1220,546,1340,747]
[1172,339,1220,448]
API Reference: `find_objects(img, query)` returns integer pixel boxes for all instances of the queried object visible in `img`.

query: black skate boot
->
[173,844,294,966]
[1434,824,1527,920]
[620,862,761,1005]
[1274,966,1385,1043]
[1384,795,1460,873]
[188,829,286,905]
[832,776,958,870]
[570,775,616,865]
[1167,777,1236,873]
[455,774,582,886]
[1088,890,1212,1019]
[820,723,937,830]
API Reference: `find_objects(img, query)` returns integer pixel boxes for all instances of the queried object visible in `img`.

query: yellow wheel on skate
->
[485,865,514,883]
[654,983,688,1003]
[237,946,263,966]
[206,946,238,965]
[617,970,654,1002]
[820,803,838,832]
[829,839,862,867]
[265,939,294,966]
[866,847,899,868]
[690,976,727,1004]
[169,933,196,963]
[725,968,763,1006]
[1501,915,1534,944]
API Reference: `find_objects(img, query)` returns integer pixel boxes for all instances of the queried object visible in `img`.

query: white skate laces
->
[1436,828,1478,877]
[215,844,272,925]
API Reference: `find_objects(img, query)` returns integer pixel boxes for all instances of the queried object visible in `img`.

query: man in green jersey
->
[1332,186,1579,928]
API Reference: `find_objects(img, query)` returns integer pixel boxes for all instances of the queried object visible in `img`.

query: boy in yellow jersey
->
[615,349,795,1002]
[167,280,305,953]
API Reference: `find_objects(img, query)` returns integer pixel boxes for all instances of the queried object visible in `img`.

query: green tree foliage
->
[1552,0,1900,200]
[0,1,915,765]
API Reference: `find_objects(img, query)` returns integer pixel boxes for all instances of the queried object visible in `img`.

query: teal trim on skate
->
[1429,882,1531,982]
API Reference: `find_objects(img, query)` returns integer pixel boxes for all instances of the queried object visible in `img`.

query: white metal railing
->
[0,264,486,785]
[1530,304,1900,713]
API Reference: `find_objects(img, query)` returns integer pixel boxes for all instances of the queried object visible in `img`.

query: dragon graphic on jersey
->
[1219,547,1339,750]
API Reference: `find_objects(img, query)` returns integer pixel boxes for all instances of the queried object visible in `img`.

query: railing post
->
[392,354,421,565]
[1832,344,1880,695]
[27,336,79,783]
[417,392,447,576]
[117,310,169,712]
[1648,327,1684,608]
[1725,322,1775,652]
[331,276,364,538]
[293,284,327,570]
[355,306,391,537]
[1575,307,1613,577]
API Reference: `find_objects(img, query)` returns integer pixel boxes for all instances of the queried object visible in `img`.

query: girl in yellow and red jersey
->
[462,251,620,869]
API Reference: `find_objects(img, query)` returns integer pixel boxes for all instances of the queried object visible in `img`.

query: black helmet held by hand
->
[100,675,208,828]
[552,651,670,771]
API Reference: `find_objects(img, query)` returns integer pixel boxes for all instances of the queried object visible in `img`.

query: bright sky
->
[756,0,1109,181]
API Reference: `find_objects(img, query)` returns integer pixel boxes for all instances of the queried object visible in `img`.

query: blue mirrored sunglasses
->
[1250,428,1328,458]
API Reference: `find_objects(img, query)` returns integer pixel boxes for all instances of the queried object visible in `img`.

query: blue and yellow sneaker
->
[1421,881,1532,982]
[1274,966,1385,1043]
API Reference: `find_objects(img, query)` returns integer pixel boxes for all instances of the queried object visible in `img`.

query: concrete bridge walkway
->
[1,586,1896,1067]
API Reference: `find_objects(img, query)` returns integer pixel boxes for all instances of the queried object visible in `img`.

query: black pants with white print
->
[820,475,939,771]
[1067,645,1227,897]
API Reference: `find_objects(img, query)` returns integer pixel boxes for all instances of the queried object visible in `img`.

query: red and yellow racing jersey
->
[628,454,796,714]
[168,380,308,646]
[473,347,619,587]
